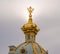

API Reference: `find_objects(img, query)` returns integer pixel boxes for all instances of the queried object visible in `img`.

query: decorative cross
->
[27,6,34,15]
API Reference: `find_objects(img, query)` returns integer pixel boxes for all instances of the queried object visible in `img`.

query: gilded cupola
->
[21,6,40,42]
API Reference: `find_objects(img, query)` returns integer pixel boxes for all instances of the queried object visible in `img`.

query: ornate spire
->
[27,6,34,23]
[21,6,40,42]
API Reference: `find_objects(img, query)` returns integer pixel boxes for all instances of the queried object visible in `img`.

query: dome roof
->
[15,42,47,54]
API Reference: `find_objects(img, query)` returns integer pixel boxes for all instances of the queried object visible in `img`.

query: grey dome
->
[15,42,47,54]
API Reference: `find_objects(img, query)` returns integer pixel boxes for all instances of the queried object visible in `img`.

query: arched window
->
[28,34,30,39]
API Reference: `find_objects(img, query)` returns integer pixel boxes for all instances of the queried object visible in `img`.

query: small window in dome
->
[28,34,30,39]
[20,48,26,54]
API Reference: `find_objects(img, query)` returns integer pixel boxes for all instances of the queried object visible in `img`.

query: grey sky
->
[0,0,60,54]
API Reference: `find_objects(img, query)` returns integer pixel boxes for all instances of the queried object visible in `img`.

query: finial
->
[27,6,34,23]
[21,7,40,42]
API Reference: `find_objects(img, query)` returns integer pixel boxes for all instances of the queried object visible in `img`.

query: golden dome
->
[21,6,40,36]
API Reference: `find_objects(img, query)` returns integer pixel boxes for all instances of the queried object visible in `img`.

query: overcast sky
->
[0,0,60,54]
